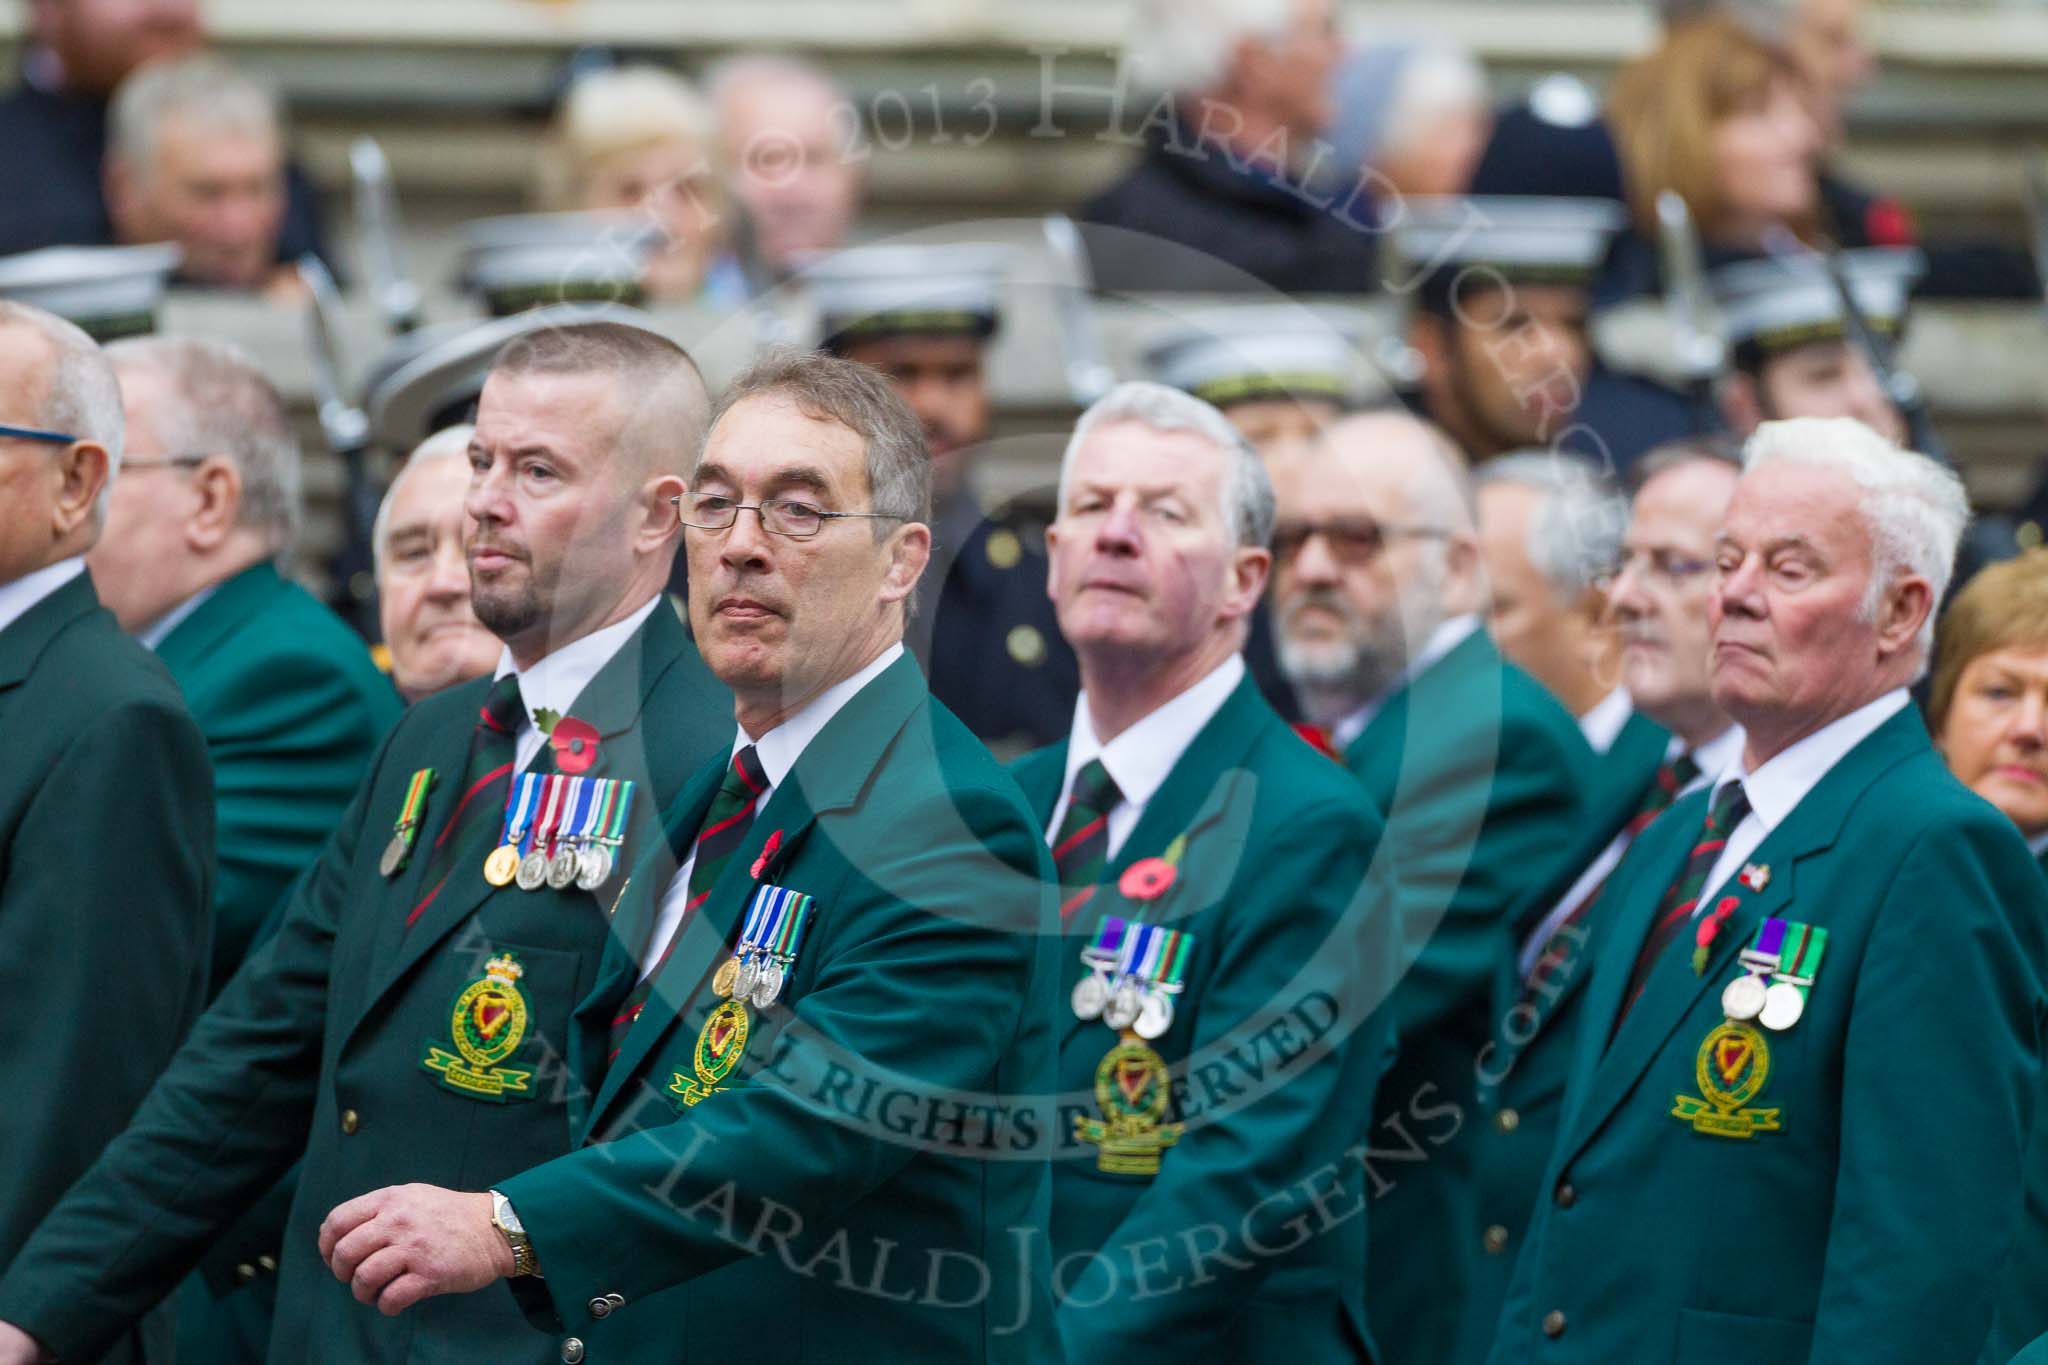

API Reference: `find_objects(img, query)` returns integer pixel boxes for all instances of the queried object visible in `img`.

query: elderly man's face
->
[1268,430,1452,703]
[465,368,647,666]
[685,392,923,714]
[86,361,202,630]
[1611,458,1739,732]
[0,328,71,585]
[379,455,499,701]
[1479,479,1607,713]
[1709,459,1885,740]
[1046,419,1259,667]
[719,77,860,275]
[110,114,287,289]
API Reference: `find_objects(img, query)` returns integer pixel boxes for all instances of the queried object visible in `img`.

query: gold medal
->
[483,844,520,887]
[712,957,740,998]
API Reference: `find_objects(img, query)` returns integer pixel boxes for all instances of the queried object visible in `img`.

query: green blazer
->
[1982,845,2048,1365]
[496,652,1062,1365]
[0,571,214,1365]
[0,603,732,1365]
[1012,671,1397,1365]
[1346,626,1595,1365]
[1453,709,1670,1363]
[156,561,401,993]
[1489,706,2048,1365]
[2012,1331,2048,1365]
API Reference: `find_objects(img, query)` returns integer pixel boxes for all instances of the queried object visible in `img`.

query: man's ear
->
[184,456,243,552]
[1221,544,1271,621]
[51,440,111,541]
[634,473,688,555]
[1877,572,1934,663]
[879,521,932,607]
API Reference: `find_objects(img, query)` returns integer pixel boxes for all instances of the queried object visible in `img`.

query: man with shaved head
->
[1268,409,1592,1365]
[0,320,734,1365]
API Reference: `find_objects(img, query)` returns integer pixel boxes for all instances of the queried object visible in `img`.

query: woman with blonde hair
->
[1607,14,1823,253]
[1930,547,2048,1365]
[535,64,746,305]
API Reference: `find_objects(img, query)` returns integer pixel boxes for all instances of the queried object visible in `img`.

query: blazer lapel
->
[0,572,99,691]
[587,653,929,1131]
[1557,706,1931,1164]
[355,608,690,1032]
[152,561,279,674]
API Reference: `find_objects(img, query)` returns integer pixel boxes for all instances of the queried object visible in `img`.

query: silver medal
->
[751,960,786,1009]
[1759,980,1806,1031]
[1103,979,1143,1031]
[1133,990,1173,1040]
[732,953,760,1002]
[1721,972,1768,1022]
[1071,973,1108,1020]
[546,847,580,891]
[576,843,614,891]
[515,849,549,891]
[379,834,409,879]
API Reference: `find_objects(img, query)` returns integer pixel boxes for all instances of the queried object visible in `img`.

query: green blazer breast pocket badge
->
[1673,915,1827,1139]
[420,953,536,1101]
[671,883,815,1110]
[1072,904,1196,1176]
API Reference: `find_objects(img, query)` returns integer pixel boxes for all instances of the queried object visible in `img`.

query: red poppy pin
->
[1119,858,1177,901]
[549,716,601,774]
[1691,895,1740,974]
[751,829,784,880]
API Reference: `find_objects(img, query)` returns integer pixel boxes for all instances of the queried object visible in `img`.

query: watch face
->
[492,1190,524,1236]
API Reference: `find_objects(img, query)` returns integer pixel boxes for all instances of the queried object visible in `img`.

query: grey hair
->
[108,336,302,555]
[108,54,282,179]
[1059,380,1275,550]
[706,347,931,535]
[0,300,124,522]
[537,64,719,211]
[704,52,845,110]
[1742,417,1969,669]
[373,424,472,577]
[1125,0,1294,94]
[1627,431,1745,495]
[1478,451,1629,599]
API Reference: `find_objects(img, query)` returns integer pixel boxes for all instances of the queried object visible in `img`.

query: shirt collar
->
[2028,828,2048,860]
[1332,612,1481,750]
[1680,725,1745,793]
[1579,686,1635,754]
[1064,654,1246,812]
[0,556,86,637]
[1708,689,1911,832]
[738,642,906,790]
[492,596,662,731]
[137,583,219,651]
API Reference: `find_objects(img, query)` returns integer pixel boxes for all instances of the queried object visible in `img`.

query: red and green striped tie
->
[408,673,525,926]
[605,745,768,1067]
[1614,779,1751,1030]
[1051,758,1122,922]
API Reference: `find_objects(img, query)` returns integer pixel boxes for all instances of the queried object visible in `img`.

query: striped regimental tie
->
[1051,758,1123,922]
[1611,779,1751,1033]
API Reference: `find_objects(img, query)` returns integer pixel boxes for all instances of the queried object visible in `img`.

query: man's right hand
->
[0,1320,46,1365]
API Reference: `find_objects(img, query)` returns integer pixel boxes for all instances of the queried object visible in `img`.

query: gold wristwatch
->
[489,1189,540,1278]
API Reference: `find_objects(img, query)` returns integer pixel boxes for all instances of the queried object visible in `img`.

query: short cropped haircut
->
[1478,451,1628,600]
[1059,380,1275,550]
[491,319,710,478]
[108,53,282,178]
[0,300,124,519]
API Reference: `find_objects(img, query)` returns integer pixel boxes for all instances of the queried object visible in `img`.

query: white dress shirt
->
[1516,724,1745,976]
[1578,687,1635,756]
[1330,613,1481,752]
[2028,829,2048,861]
[0,556,85,636]
[491,596,662,774]
[137,584,218,651]
[1047,654,1245,860]
[1693,688,1913,912]
[639,643,904,980]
